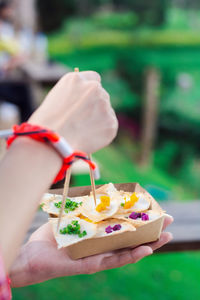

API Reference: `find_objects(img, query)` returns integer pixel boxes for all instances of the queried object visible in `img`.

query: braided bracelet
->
[6,123,99,184]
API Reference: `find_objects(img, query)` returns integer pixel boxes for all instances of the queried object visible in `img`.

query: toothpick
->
[88,154,97,206]
[56,67,80,233]
[74,67,97,206]
[56,167,72,233]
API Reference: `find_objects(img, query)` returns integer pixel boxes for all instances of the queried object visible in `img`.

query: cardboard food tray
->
[50,182,165,260]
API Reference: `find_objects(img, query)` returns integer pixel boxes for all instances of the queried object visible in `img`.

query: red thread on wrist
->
[7,123,59,147]
[7,123,97,184]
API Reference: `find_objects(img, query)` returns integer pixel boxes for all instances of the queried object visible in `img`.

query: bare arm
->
[0,137,62,271]
[0,70,118,273]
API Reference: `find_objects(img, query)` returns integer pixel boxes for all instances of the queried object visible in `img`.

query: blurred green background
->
[13,252,200,300]
[13,0,200,299]
[40,0,200,202]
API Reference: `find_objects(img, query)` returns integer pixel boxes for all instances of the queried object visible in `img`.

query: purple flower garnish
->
[129,212,149,221]
[105,224,122,234]
[105,226,113,233]
[129,212,139,219]
[141,213,149,221]
[113,224,122,231]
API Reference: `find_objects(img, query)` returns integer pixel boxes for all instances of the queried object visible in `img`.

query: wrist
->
[28,114,62,137]
[9,243,34,288]
[11,136,63,172]
[28,115,74,149]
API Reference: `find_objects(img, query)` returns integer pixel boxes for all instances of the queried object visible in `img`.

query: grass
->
[12,251,200,300]
[38,14,200,300]
[73,144,193,201]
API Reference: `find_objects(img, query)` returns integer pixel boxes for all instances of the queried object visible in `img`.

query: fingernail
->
[164,213,174,221]
[147,247,153,255]
[166,232,173,241]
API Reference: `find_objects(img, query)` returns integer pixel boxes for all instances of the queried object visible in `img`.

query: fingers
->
[83,245,153,274]
[143,215,173,252]
[79,71,101,82]
[146,232,173,252]
[162,215,174,231]
[29,223,55,243]
[101,245,153,271]
[61,71,101,86]
[81,215,173,274]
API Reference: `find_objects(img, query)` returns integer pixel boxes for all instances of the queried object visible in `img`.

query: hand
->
[29,71,118,153]
[10,215,173,287]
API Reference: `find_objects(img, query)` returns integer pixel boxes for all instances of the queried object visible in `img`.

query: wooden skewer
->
[56,67,80,233]
[88,154,97,206]
[56,164,72,233]
[74,67,97,206]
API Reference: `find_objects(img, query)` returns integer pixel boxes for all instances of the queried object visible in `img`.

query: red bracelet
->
[6,123,99,184]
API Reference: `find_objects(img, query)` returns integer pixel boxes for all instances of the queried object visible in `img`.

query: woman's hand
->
[10,215,173,287]
[29,71,118,153]
[0,70,118,271]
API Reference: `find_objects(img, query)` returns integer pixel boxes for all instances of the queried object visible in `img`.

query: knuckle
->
[83,261,96,275]
[99,91,110,105]
[90,81,101,91]
[61,72,80,83]
[88,71,101,82]
[103,89,110,101]
[60,72,72,81]
[100,98,110,111]
[107,117,119,137]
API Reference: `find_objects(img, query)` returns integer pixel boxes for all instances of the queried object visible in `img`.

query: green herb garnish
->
[79,230,87,238]
[54,199,82,213]
[54,202,62,208]
[40,203,45,208]
[121,203,124,207]
[60,220,87,238]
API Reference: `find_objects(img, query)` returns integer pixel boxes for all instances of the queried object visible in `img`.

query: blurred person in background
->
[0,0,34,122]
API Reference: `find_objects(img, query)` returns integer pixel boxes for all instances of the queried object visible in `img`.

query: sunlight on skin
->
[10,216,173,287]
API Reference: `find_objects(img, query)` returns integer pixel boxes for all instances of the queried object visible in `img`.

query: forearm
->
[0,137,62,272]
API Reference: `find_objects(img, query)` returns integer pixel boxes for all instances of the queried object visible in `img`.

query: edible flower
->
[129,212,140,219]
[105,226,113,234]
[96,195,110,212]
[141,213,149,221]
[113,224,122,231]
[129,212,149,221]
[123,193,139,209]
[105,224,122,234]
